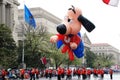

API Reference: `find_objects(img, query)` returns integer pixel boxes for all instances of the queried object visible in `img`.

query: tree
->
[85,50,97,68]
[48,43,67,69]
[17,24,50,68]
[93,54,114,68]
[0,24,18,68]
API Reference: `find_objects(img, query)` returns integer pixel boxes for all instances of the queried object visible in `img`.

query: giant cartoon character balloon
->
[50,5,95,61]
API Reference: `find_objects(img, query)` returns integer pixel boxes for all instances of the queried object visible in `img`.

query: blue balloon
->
[73,41,84,58]
[56,40,63,49]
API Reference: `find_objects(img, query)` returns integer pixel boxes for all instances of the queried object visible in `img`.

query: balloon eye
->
[68,18,71,22]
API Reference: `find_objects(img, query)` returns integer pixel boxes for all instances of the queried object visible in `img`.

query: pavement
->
[23,73,120,80]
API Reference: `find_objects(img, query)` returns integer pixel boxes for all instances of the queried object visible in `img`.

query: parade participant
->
[81,67,87,80]
[20,68,25,80]
[45,68,49,78]
[76,67,81,80]
[61,68,65,79]
[109,69,113,80]
[97,68,104,80]
[35,68,39,79]
[86,68,91,80]
[30,68,35,80]
[100,69,104,80]
[66,67,72,80]
[57,67,62,80]
[93,68,98,79]
[73,68,76,76]
[48,68,53,80]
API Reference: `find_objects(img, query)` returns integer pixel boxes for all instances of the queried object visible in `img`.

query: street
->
[24,73,120,80]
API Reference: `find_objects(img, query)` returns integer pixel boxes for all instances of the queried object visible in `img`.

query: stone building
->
[91,43,120,65]
[0,0,19,42]
[82,33,92,50]
[82,33,120,65]
[81,33,92,65]
[17,7,61,42]
[18,7,61,33]
[0,0,19,27]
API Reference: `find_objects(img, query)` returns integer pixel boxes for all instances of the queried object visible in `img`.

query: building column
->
[10,4,13,27]
[0,1,6,24]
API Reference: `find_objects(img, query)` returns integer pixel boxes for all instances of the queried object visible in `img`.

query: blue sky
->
[18,0,120,50]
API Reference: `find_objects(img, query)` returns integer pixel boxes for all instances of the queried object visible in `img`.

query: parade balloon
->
[50,5,95,61]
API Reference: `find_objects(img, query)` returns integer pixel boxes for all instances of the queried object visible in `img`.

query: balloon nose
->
[57,24,66,34]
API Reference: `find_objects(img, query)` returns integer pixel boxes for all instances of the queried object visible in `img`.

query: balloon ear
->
[78,15,95,32]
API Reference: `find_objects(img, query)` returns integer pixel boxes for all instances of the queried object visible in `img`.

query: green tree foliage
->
[85,50,97,68]
[64,57,82,68]
[48,43,67,69]
[0,24,17,68]
[17,24,50,68]
[85,49,113,68]
[93,54,114,68]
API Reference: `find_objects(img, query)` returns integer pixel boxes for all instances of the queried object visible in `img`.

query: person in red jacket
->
[97,68,104,80]
[30,68,35,80]
[48,68,53,80]
[109,69,113,80]
[61,68,65,79]
[86,69,91,79]
[76,68,81,80]
[81,67,87,80]
[35,68,39,79]
[66,67,72,80]
[73,68,76,76]
[45,68,49,78]
[57,67,62,80]
[100,69,104,80]
[93,68,98,79]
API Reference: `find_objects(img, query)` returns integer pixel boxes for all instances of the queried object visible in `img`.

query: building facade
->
[0,0,20,42]
[91,43,120,64]
[18,7,61,33]
[0,0,19,29]
[17,7,61,42]
[81,33,92,65]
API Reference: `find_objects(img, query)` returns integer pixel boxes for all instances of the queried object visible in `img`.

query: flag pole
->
[22,26,25,68]
[22,0,36,68]
[22,0,25,69]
